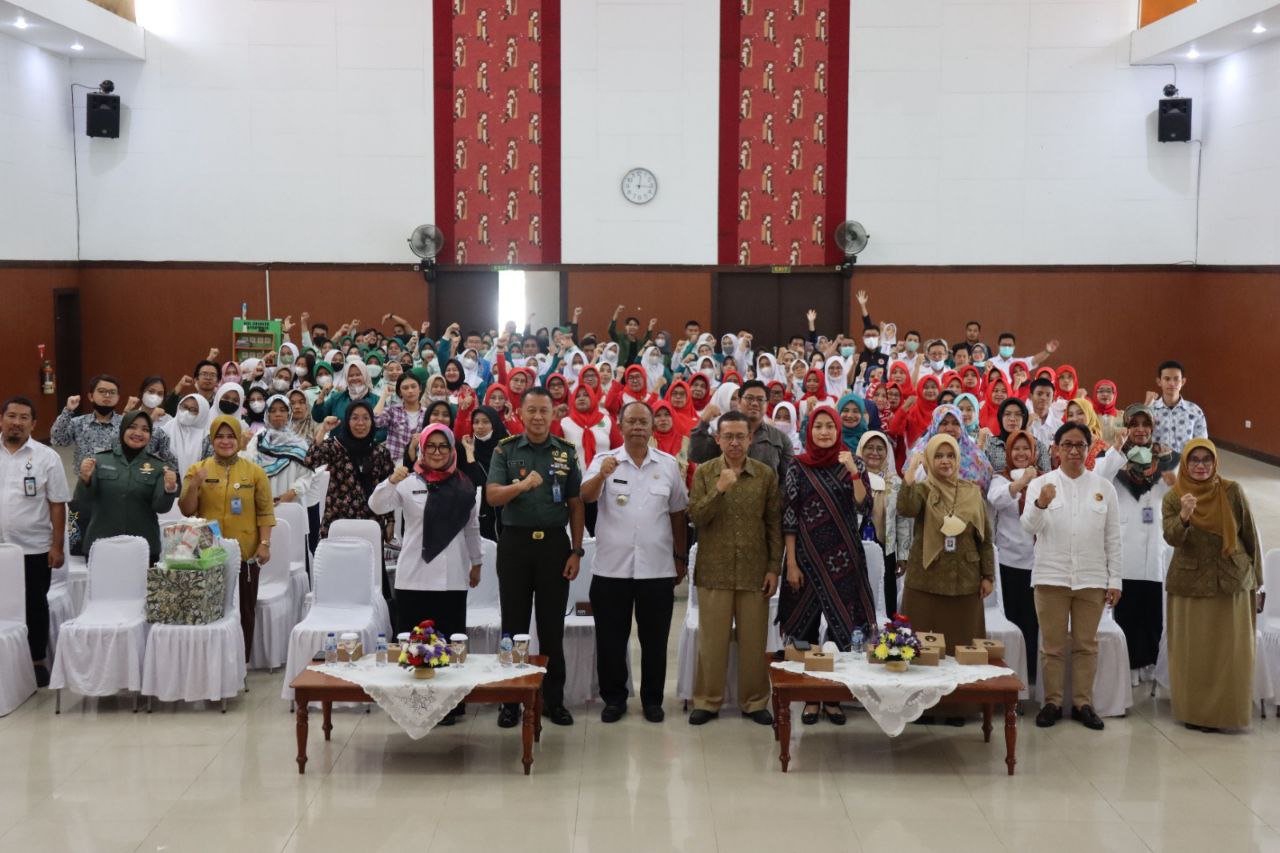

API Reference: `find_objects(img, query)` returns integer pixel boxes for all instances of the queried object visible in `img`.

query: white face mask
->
[367,364,383,380]
[930,359,948,371]
[318,375,333,388]
[249,400,266,414]
[272,379,290,392]
[177,410,201,427]
[473,423,493,440]
[294,364,308,376]
[141,392,163,409]
[348,383,367,398]
[462,356,478,370]
[774,419,794,435]
[864,337,879,350]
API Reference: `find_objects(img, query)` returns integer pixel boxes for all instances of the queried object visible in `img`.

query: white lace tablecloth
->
[772,654,1015,737]
[308,654,545,739]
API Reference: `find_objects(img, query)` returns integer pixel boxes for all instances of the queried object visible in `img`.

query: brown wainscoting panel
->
[847,267,1201,429]
[565,271,712,347]
[0,267,81,438]
[265,268,428,342]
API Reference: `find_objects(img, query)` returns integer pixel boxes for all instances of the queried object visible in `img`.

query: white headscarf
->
[824,355,850,396]
[599,342,620,368]
[756,352,783,384]
[640,345,666,392]
[770,401,802,452]
[342,359,372,401]
[211,382,244,418]
[459,348,484,388]
[706,381,740,438]
[162,393,211,474]
[562,348,587,384]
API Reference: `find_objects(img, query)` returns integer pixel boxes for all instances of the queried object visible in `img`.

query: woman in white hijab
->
[640,344,668,393]
[824,355,850,398]
[562,347,588,385]
[162,393,211,476]
[459,348,485,388]
[756,352,784,386]
[771,400,802,453]
[700,381,741,437]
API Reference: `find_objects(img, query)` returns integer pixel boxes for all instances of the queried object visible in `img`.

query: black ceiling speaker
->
[1158,97,1191,143]
[86,81,120,139]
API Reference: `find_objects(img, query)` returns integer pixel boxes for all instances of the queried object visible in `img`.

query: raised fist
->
[599,456,619,477]
[522,471,544,492]
[78,458,96,483]
[716,466,739,493]
[1179,492,1197,521]
[390,465,410,484]
[65,395,81,411]
[1037,483,1058,507]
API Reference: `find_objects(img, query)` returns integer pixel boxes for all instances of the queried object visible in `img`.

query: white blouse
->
[368,474,482,592]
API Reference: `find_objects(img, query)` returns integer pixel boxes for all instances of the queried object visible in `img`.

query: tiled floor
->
[3,451,1277,852]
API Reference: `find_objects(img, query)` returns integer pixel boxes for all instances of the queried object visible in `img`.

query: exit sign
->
[771,265,791,274]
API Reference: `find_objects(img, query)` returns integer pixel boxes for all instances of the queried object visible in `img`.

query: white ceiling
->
[0,0,143,60]
[1131,0,1280,64]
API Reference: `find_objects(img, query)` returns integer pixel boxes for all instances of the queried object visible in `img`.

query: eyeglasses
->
[1186,457,1214,467]
[424,444,451,454]
[94,389,119,398]
[1058,441,1088,451]
[721,434,749,444]
[740,395,766,404]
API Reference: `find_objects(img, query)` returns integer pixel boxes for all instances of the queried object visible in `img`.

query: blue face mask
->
[999,345,1015,358]
[904,341,919,353]
[840,346,855,358]
[973,359,986,369]
[1126,445,1153,466]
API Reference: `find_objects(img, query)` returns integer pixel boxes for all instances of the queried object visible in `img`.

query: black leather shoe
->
[944,716,967,727]
[1035,703,1062,728]
[1071,704,1104,730]
[801,704,820,725]
[543,705,574,726]
[688,709,718,725]
[823,704,847,726]
[33,665,50,688]
[497,703,521,728]
[437,713,456,726]
[642,705,665,723]
[600,705,625,723]
[742,708,774,726]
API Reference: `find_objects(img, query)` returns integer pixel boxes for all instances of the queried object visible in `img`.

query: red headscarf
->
[1092,379,1118,416]
[506,367,537,406]
[904,375,941,444]
[885,381,906,414]
[1033,365,1056,385]
[689,374,712,411]
[415,424,457,481]
[651,401,686,456]
[958,365,982,394]
[484,383,511,409]
[766,380,791,416]
[979,375,1010,433]
[545,373,570,405]
[567,384,607,467]
[1002,429,1039,512]
[887,361,915,396]
[483,383,523,434]
[799,368,828,404]
[940,370,961,392]
[795,406,843,468]
[578,365,601,392]
[664,380,698,430]
[722,369,743,387]
[1054,365,1078,401]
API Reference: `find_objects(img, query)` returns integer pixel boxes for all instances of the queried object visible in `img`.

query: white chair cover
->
[49,536,150,697]
[983,547,1030,699]
[141,540,246,703]
[675,544,779,710]
[60,529,88,614]
[327,519,392,635]
[273,502,311,622]
[281,537,382,700]
[0,544,37,716]
[47,580,76,664]
[311,467,331,516]
[250,519,296,670]
[1033,604,1133,717]
[863,541,888,625]
[466,538,502,653]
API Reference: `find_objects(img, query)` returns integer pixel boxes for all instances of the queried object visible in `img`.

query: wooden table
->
[767,656,1024,775]
[290,656,547,776]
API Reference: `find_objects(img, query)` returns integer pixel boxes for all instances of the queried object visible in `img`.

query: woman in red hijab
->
[604,364,658,416]
[798,368,834,420]
[651,400,694,489]
[1091,379,1123,444]
[887,361,915,397]
[886,374,941,448]
[483,384,524,434]
[689,373,713,411]
[1054,365,1079,401]
[978,373,1011,433]
[958,365,983,396]
[545,373,570,410]
[940,370,962,396]
[664,379,698,431]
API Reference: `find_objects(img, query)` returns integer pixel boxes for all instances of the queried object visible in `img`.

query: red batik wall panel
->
[434,0,561,265]
[718,0,849,266]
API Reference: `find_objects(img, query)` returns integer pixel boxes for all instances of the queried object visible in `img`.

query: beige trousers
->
[693,587,771,713]
[1035,584,1106,709]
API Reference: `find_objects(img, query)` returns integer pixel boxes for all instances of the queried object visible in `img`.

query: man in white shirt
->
[1021,422,1122,731]
[1026,378,1062,450]
[989,331,1059,378]
[581,402,689,723]
[0,397,70,688]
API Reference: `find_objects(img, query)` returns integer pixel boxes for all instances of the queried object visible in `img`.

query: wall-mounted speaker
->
[1158,97,1191,143]
[86,92,120,139]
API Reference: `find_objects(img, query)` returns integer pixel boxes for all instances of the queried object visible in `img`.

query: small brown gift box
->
[914,647,940,666]
[973,638,1005,660]
[804,650,835,672]
[386,642,401,662]
[784,644,808,663]
[336,642,365,663]
[917,632,946,658]
[954,644,989,665]
[866,649,885,664]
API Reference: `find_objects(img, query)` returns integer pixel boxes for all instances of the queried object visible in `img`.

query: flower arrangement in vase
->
[399,620,451,679]
[872,613,923,672]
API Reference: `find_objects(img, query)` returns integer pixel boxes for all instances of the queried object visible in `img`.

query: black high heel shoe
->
[801,704,820,725]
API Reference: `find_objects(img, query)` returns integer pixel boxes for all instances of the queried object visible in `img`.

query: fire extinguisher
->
[38,344,55,396]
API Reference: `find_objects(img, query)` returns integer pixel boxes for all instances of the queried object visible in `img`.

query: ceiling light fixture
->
[1252,23,1266,34]
[14,15,28,28]
[1186,47,1200,59]
[71,42,84,51]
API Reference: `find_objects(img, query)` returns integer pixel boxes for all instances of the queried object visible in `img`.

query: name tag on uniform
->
[230,497,243,516]
[551,478,562,503]
[1142,507,1154,525]
[944,536,957,553]
[23,477,37,497]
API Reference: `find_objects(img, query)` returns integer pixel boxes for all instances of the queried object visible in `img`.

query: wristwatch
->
[571,547,585,557]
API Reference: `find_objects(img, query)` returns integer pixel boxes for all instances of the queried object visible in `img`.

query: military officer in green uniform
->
[74,411,180,564]
[486,386,585,727]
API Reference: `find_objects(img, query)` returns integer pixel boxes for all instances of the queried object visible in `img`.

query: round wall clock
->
[620,167,658,205]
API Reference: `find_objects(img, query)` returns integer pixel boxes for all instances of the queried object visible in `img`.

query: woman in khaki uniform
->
[897,433,995,656]
[1162,438,1261,732]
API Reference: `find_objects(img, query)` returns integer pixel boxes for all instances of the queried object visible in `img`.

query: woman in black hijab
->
[466,405,509,541]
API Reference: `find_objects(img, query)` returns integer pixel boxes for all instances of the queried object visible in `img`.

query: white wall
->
[67,0,435,262]
[847,0,1204,265]
[559,0,719,264]
[0,31,77,261]
[1198,39,1280,265]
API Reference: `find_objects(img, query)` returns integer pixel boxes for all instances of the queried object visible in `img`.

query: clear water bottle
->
[375,633,388,667]
[499,633,514,667]
[851,628,865,654]
[324,632,337,664]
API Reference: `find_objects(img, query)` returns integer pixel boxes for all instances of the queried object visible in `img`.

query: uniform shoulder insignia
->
[498,434,520,445]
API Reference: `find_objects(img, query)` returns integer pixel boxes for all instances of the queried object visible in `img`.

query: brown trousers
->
[693,587,771,713]
[1035,584,1106,708]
